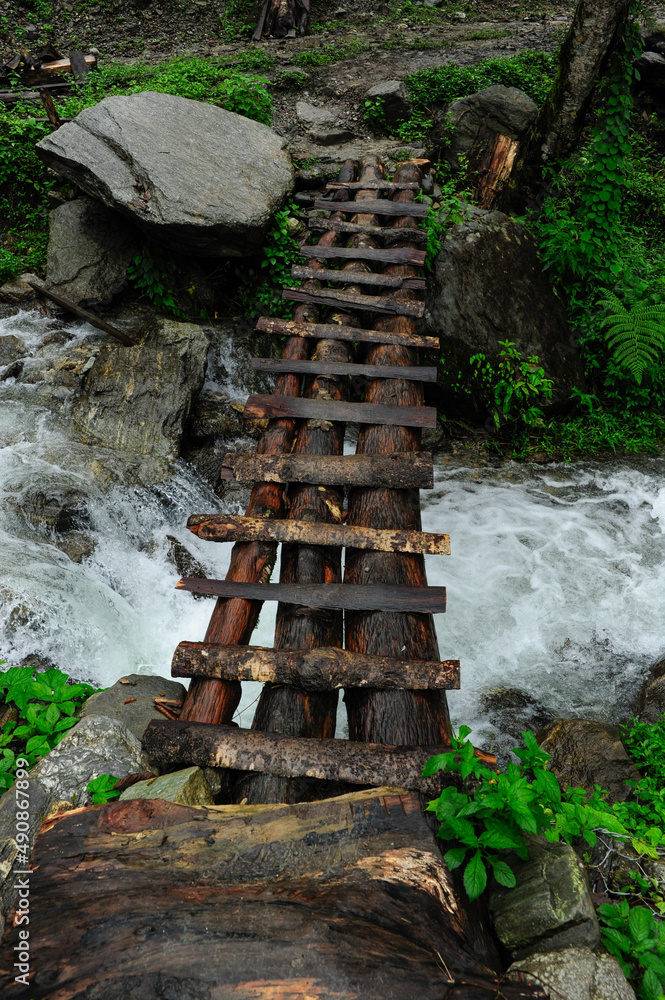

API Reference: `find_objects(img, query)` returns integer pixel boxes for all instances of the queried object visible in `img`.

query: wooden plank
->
[176,579,447,614]
[219,451,434,488]
[313,198,428,218]
[256,316,437,349]
[326,180,420,191]
[28,281,137,346]
[172,641,459,690]
[143,720,494,792]
[291,265,426,290]
[243,394,437,428]
[300,245,426,266]
[187,514,450,554]
[69,49,90,82]
[283,287,425,319]
[250,357,438,382]
[308,217,427,244]
[35,54,96,76]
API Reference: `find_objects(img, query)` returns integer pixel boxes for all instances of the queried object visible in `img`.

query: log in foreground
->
[257,315,437,349]
[143,720,493,790]
[251,357,437,382]
[243,394,437,428]
[172,641,460,690]
[283,286,425,318]
[187,513,450,553]
[219,450,434,488]
[176,579,447,614]
[0,790,545,1000]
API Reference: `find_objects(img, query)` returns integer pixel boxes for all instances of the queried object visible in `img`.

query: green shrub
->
[405,50,557,110]
[127,247,184,318]
[236,203,300,318]
[215,71,272,125]
[87,774,121,805]
[598,902,665,1000]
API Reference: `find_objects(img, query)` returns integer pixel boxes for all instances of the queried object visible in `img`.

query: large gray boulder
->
[45,197,137,306]
[365,80,412,128]
[433,85,538,170]
[36,91,294,257]
[426,209,585,419]
[73,317,208,460]
[508,947,636,1000]
[79,673,187,742]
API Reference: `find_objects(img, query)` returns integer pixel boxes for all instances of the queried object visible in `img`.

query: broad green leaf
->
[422,753,453,777]
[489,857,516,888]
[463,851,487,900]
[444,846,467,870]
[628,905,653,945]
[44,702,60,728]
[642,967,664,1000]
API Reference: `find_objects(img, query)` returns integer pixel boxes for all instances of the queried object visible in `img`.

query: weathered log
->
[142,719,492,789]
[187,514,450,553]
[28,281,137,346]
[38,87,61,127]
[251,357,437,382]
[308,217,427,243]
[256,315,437,348]
[326,180,420,191]
[313,197,428,218]
[172,641,460,690]
[176,579,447,614]
[243,394,437,428]
[32,54,96,76]
[283,286,425,318]
[0,790,546,1000]
[219,451,434,488]
[291,264,426,289]
[467,125,520,209]
[300,244,426,265]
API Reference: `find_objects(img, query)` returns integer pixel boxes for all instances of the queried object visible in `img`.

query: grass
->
[292,39,372,67]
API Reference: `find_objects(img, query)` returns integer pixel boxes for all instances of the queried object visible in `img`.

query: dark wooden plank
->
[243,394,437,428]
[325,180,420,191]
[187,513,450,554]
[313,197,428,218]
[143,720,493,792]
[251,357,438,382]
[176,579,447,613]
[308,217,427,244]
[291,265,426,290]
[300,245,427,266]
[256,316,437,349]
[283,287,425,319]
[172,641,460,690]
[69,49,90,82]
[28,281,137,346]
[219,451,434,488]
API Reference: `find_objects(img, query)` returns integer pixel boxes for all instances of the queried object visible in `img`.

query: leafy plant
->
[87,774,121,805]
[127,247,184,318]
[424,169,470,266]
[598,901,665,1000]
[469,340,554,430]
[597,289,665,383]
[214,71,272,125]
[293,39,371,67]
[236,202,301,318]
[275,68,309,89]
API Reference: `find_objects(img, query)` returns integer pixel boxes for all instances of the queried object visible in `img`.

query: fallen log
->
[39,88,61,128]
[172,641,460,690]
[308,217,427,243]
[142,719,493,789]
[283,286,425,318]
[243,393,437,428]
[291,264,426,289]
[326,180,420,191]
[313,197,428,218]
[256,315,437,348]
[28,281,137,346]
[219,450,434,488]
[251,357,437,382]
[300,244,426,265]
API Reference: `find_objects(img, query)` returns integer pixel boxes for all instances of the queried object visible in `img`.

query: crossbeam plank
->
[143,720,494,793]
[243,394,437,428]
[325,181,420,191]
[187,514,450,554]
[175,579,447,613]
[299,245,426,266]
[219,451,434,488]
[172,642,460,690]
[313,198,428,218]
[308,218,426,244]
[291,265,426,290]
[283,287,425,319]
[250,358,438,383]
[256,316,437,349]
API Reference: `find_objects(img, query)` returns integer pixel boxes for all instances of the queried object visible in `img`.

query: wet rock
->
[635,653,665,723]
[185,387,244,442]
[45,197,137,306]
[433,86,538,171]
[118,766,214,806]
[0,273,45,304]
[55,530,96,563]
[426,210,585,420]
[537,719,640,803]
[19,485,88,532]
[30,715,154,806]
[365,80,412,128]
[79,673,186,743]
[312,128,355,146]
[508,947,636,1000]
[479,687,554,765]
[489,838,599,958]
[36,92,294,257]
[296,101,338,128]
[165,534,206,581]
[0,335,26,368]
[73,318,208,461]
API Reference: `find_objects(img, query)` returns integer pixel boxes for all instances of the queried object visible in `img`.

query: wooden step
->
[291,265,426,290]
[325,180,420,191]
[219,451,434,488]
[256,316,437,349]
[175,579,447,613]
[300,245,426,266]
[308,218,426,244]
[313,198,428,218]
[143,720,494,794]
[187,514,450,554]
[172,641,459,690]
[243,394,437,428]
[283,287,425,319]
[250,357,438,382]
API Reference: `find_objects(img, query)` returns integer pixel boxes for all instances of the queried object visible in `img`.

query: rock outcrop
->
[433,85,538,170]
[508,947,636,1000]
[79,672,187,742]
[36,91,294,257]
[365,80,412,128]
[537,719,640,803]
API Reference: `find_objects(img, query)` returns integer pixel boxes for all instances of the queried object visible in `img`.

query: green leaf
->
[463,850,487,900]
[489,857,516,888]
[422,753,453,777]
[642,967,665,1000]
[628,905,653,945]
[444,846,467,870]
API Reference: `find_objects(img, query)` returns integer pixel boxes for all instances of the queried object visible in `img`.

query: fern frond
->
[597,291,665,383]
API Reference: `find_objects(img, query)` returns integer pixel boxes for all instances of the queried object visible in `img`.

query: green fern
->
[597,289,665,383]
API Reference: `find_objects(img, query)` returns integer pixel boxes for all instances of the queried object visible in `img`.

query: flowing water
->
[1,309,664,742]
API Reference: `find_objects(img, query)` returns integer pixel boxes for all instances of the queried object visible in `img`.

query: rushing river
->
[1,309,664,744]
